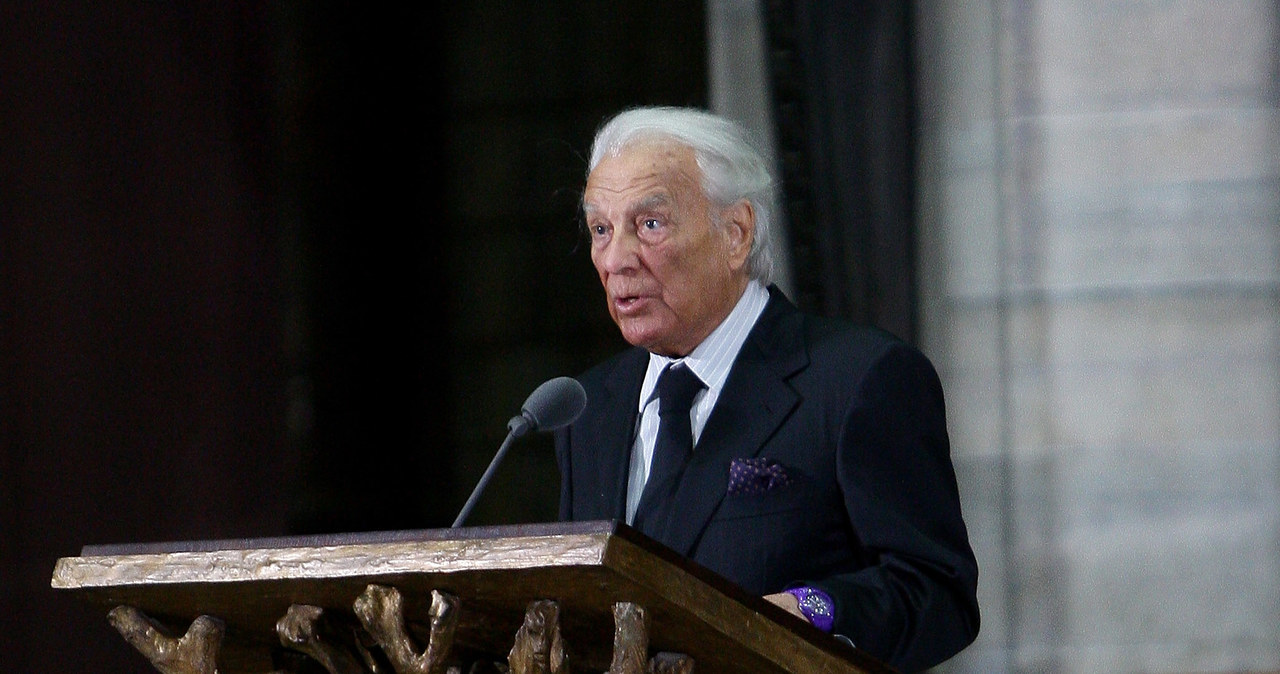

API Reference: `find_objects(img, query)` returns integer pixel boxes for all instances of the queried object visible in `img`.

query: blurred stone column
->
[915,1,1280,672]
[706,0,794,295]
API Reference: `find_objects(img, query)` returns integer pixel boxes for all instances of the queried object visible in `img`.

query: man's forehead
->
[582,190,672,215]
[584,143,699,204]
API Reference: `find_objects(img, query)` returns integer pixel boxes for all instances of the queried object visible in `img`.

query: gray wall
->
[915,1,1280,671]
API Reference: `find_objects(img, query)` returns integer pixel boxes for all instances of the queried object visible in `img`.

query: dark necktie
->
[632,363,706,541]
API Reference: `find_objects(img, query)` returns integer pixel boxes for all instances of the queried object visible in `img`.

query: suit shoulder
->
[802,313,916,358]
[793,314,943,389]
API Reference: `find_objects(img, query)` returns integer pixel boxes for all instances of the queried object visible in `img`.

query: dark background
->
[1,3,913,670]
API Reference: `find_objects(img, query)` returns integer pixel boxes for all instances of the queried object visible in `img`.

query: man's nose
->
[596,229,640,273]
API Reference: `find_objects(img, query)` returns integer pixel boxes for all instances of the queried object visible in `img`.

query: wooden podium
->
[51,520,893,673]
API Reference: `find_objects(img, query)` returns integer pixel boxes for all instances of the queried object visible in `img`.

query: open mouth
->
[614,293,646,313]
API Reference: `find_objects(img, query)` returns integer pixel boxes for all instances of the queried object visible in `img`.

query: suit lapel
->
[583,348,647,521]
[660,290,809,557]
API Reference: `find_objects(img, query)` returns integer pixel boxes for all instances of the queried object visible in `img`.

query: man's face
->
[583,141,753,357]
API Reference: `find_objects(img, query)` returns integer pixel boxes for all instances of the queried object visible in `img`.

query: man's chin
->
[618,328,655,350]
[618,323,666,352]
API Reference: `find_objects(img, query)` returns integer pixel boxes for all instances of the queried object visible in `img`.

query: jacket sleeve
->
[804,343,980,673]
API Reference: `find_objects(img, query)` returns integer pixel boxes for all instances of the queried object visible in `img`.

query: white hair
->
[587,106,779,285]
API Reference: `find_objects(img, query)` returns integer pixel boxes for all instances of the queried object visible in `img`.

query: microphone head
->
[509,376,587,437]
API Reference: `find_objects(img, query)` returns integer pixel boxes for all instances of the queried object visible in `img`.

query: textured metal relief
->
[508,599,568,674]
[607,602,648,674]
[108,605,224,674]
[109,585,688,674]
[353,585,458,674]
[277,603,371,674]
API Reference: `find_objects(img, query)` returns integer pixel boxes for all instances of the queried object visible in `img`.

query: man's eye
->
[642,218,661,230]
[591,224,608,236]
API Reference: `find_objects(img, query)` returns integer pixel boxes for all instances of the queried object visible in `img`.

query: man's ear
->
[722,199,755,271]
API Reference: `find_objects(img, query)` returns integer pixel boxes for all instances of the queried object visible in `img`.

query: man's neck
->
[652,280,769,366]
[656,277,754,358]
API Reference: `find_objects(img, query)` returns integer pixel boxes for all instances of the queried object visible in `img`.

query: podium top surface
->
[53,520,892,674]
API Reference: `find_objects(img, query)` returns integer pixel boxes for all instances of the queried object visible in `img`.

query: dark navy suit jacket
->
[555,287,979,672]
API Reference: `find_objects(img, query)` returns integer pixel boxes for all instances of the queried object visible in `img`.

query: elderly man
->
[554,106,979,672]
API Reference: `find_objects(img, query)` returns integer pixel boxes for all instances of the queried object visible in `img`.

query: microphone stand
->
[449,376,584,528]
[450,420,524,528]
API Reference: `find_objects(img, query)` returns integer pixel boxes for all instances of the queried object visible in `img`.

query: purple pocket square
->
[727,457,792,495]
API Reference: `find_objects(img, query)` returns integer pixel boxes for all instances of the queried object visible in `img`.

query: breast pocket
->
[695,488,814,593]
[712,489,806,521]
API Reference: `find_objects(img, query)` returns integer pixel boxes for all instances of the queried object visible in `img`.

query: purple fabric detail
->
[785,586,835,633]
[727,457,792,495]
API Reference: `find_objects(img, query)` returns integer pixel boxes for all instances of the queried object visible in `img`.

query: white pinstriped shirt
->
[624,280,770,524]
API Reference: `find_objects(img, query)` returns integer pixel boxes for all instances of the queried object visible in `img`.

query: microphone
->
[505,376,588,439]
[451,376,587,528]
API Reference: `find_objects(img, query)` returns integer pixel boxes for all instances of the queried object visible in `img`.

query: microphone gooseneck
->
[451,376,587,528]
